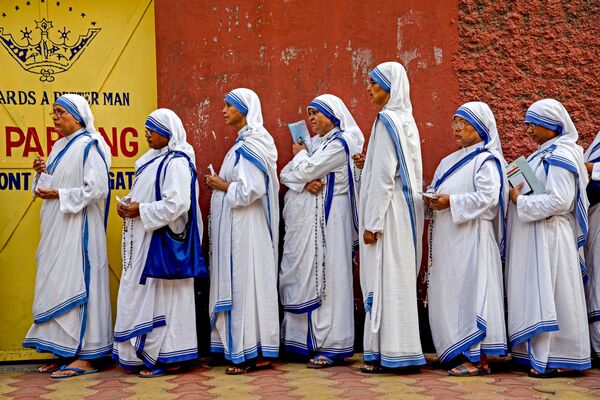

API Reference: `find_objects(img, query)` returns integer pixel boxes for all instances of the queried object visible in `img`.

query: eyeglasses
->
[367,78,378,86]
[49,110,69,118]
[144,128,153,137]
[525,122,537,129]
[451,120,466,130]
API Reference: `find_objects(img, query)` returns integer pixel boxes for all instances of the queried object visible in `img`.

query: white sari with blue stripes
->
[507,135,591,372]
[584,132,600,357]
[112,146,199,370]
[359,113,425,368]
[428,142,507,364]
[279,128,357,360]
[23,128,113,360]
[209,126,280,364]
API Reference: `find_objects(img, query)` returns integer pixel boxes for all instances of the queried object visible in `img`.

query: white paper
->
[208,164,216,176]
[36,173,54,190]
[419,192,438,200]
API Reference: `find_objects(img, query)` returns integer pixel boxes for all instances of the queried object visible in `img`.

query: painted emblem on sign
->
[0,2,100,82]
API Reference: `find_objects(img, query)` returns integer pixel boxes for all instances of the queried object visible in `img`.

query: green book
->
[506,156,544,195]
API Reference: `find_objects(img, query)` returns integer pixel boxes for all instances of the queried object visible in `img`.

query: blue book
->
[288,120,312,155]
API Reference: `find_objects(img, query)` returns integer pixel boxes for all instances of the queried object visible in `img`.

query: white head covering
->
[225,88,280,257]
[526,98,589,280]
[369,62,422,190]
[307,94,365,154]
[55,93,97,133]
[369,61,414,123]
[142,108,202,240]
[359,62,424,333]
[584,131,600,163]
[54,93,111,167]
[451,101,508,256]
[454,101,504,157]
[525,99,578,142]
[144,108,196,162]
[362,61,424,272]
[225,88,277,164]
[225,88,265,133]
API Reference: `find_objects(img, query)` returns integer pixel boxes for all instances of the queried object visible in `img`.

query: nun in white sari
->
[206,88,280,374]
[23,94,113,377]
[279,94,364,367]
[426,102,508,376]
[112,109,201,376]
[583,132,600,358]
[358,62,425,372]
[506,99,591,377]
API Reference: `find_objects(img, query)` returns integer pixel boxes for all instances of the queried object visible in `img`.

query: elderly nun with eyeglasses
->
[424,102,508,377]
[23,94,112,378]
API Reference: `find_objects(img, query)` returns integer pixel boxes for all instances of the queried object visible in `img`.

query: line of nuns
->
[194,61,600,377]
[41,61,597,378]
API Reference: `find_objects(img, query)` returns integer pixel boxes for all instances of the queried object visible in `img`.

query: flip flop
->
[139,367,167,378]
[225,362,272,375]
[306,355,340,369]
[448,364,491,377]
[51,365,98,379]
[138,365,185,378]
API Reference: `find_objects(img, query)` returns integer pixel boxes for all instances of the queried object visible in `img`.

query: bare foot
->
[528,368,578,378]
[448,362,491,376]
[50,359,95,378]
[255,360,271,369]
[38,362,60,373]
[307,355,335,367]
[139,369,163,377]
[225,365,247,375]
[449,362,478,375]
[138,365,182,377]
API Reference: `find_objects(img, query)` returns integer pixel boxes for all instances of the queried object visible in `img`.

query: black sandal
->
[528,368,582,379]
[225,361,272,375]
[360,364,385,374]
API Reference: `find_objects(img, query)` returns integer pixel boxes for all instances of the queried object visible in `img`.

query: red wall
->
[456,0,600,161]
[154,0,599,350]
[155,0,460,211]
[156,0,600,201]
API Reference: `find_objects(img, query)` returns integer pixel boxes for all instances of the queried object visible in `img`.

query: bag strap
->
[153,150,199,221]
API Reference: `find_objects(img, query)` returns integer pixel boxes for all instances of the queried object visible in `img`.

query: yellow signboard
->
[0,0,157,361]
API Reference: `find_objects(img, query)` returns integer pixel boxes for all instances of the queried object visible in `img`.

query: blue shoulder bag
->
[140,151,208,283]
